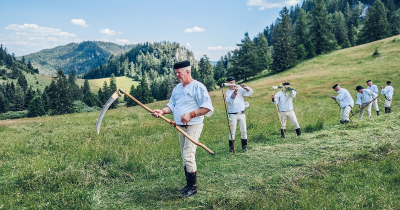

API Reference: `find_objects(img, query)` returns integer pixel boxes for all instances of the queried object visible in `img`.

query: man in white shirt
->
[225,77,254,152]
[151,60,214,198]
[381,81,394,113]
[366,80,379,116]
[355,85,378,120]
[271,82,301,138]
[331,84,354,124]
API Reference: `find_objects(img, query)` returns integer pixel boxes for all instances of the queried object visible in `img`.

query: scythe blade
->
[96,90,121,134]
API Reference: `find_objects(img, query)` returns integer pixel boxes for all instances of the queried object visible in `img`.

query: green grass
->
[1,72,138,95]
[0,35,400,209]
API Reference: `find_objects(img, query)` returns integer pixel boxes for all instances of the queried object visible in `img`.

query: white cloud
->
[246,0,300,10]
[5,23,76,37]
[184,26,206,33]
[71,19,89,27]
[0,23,79,56]
[99,28,120,36]
[207,46,237,51]
[186,43,192,48]
[115,39,131,44]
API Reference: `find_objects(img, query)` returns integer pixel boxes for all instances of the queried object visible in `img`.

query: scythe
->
[96,89,215,155]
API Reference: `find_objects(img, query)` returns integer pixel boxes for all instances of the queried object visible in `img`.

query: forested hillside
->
[20,41,135,76]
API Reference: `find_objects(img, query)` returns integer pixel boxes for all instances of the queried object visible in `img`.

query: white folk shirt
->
[335,88,354,108]
[355,89,378,105]
[274,89,297,112]
[381,86,394,99]
[367,85,378,94]
[225,87,254,113]
[166,80,214,125]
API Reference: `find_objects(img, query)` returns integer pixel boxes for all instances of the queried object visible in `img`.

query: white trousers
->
[280,110,300,129]
[179,123,204,173]
[385,98,392,108]
[359,102,372,119]
[372,100,379,111]
[228,113,247,140]
[340,106,352,121]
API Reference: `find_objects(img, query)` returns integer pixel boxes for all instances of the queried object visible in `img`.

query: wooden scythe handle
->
[222,86,236,154]
[272,93,285,137]
[119,89,215,155]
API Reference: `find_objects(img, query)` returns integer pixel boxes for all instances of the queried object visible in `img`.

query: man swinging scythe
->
[330,84,354,124]
[97,60,214,199]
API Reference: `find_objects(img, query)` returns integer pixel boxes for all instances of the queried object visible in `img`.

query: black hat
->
[366,80,372,83]
[226,77,235,82]
[173,60,190,69]
[332,84,338,89]
[283,82,290,85]
[387,81,391,84]
[355,86,363,90]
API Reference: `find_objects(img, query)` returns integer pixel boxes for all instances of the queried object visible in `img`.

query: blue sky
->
[0,0,300,61]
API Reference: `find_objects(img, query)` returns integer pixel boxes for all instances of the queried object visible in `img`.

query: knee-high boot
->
[178,171,197,198]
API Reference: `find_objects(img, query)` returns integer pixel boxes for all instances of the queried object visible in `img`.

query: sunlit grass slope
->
[0,35,400,209]
[2,74,138,95]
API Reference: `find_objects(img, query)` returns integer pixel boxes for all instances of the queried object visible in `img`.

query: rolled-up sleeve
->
[242,87,254,97]
[226,91,235,105]
[196,87,214,117]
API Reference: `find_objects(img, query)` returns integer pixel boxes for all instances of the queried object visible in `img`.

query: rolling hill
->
[1,35,400,209]
[19,41,135,76]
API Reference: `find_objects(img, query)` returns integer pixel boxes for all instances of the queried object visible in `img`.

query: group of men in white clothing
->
[331,80,394,124]
[149,59,394,199]
[150,60,302,198]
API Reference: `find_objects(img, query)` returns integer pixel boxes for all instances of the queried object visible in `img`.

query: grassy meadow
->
[1,73,138,95]
[1,35,400,209]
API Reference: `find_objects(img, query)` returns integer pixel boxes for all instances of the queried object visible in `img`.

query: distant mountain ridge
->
[20,41,135,76]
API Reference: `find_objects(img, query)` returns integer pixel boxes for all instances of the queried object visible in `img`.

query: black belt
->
[385,96,392,101]
[229,110,245,115]
[178,124,191,127]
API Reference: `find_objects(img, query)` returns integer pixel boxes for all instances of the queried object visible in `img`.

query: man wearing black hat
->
[355,85,378,120]
[271,82,301,137]
[331,84,354,124]
[381,81,394,113]
[151,60,214,198]
[366,80,380,115]
[224,77,253,152]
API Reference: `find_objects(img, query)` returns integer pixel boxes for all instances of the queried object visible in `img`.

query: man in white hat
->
[225,77,253,152]
[366,80,379,116]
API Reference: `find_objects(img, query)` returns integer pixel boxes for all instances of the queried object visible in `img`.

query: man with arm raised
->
[152,60,214,198]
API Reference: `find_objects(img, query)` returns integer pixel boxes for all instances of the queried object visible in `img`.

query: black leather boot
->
[385,107,388,113]
[377,111,379,116]
[178,166,188,192]
[281,129,286,138]
[229,140,234,153]
[389,107,392,113]
[340,120,343,124]
[296,128,301,136]
[179,171,197,198]
[241,139,247,151]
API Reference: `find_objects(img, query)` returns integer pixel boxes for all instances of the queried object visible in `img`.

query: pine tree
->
[310,0,337,54]
[0,92,9,113]
[198,55,215,90]
[255,33,272,72]
[358,0,390,44]
[53,69,74,115]
[27,96,46,117]
[229,32,259,81]
[24,86,35,109]
[13,85,25,111]
[109,73,118,109]
[17,74,28,91]
[83,79,90,95]
[126,85,137,107]
[332,11,348,46]
[387,0,400,35]
[213,60,227,81]
[271,7,297,72]
[136,75,154,104]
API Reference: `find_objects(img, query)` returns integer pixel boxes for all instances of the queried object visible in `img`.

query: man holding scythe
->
[366,80,380,116]
[355,85,378,120]
[224,77,253,152]
[151,60,214,198]
[271,82,301,137]
[331,84,354,124]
